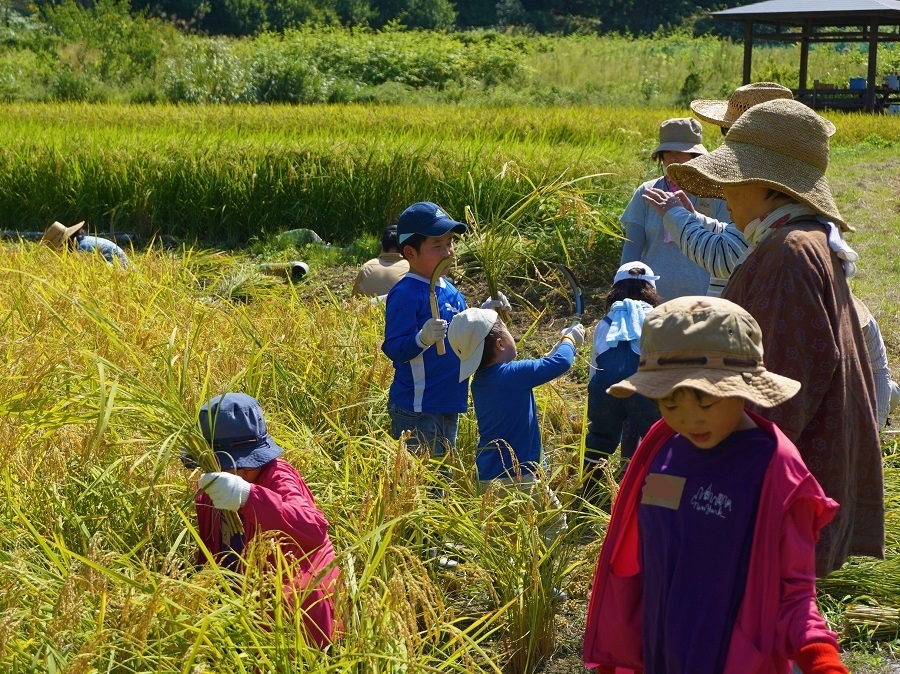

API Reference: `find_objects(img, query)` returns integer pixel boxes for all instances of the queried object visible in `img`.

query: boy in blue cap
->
[188,392,338,648]
[381,201,509,458]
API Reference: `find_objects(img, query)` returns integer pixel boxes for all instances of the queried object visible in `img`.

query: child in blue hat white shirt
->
[381,201,510,457]
[188,392,338,648]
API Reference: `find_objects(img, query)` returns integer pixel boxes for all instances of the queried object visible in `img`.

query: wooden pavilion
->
[711,0,900,112]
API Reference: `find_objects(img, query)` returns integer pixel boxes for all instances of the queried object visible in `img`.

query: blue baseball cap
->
[183,393,284,471]
[396,202,467,245]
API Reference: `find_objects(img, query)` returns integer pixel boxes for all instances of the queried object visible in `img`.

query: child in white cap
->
[448,308,584,543]
[583,297,846,674]
[583,262,662,508]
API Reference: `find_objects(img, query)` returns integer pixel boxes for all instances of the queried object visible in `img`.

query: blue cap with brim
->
[181,392,283,470]
[396,201,467,245]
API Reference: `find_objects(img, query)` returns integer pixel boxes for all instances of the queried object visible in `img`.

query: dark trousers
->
[583,344,659,506]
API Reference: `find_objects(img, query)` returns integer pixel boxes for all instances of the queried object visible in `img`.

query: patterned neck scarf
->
[736,202,859,277]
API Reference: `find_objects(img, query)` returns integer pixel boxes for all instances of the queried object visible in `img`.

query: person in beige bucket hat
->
[583,296,849,674]
[650,117,708,161]
[620,118,731,301]
[664,99,883,577]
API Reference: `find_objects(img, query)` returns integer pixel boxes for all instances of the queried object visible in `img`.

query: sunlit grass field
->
[1,104,900,672]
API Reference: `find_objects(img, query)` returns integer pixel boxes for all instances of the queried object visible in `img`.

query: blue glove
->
[199,472,251,511]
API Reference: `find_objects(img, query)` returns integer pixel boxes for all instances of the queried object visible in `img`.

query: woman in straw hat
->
[619,118,731,301]
[666,98,884,576]
[641,82,796,297]
[583,297,847,674]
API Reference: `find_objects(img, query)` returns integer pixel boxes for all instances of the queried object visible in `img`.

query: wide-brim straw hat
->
[41,221,85,250]
[608,296,800,408]
[666,99,849,231]
[650,117,708,161]
[691,82,806,129]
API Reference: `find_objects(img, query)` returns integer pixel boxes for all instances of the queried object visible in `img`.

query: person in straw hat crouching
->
[41,220,130,267]
[583,296,847,674]
[665,98,884,577]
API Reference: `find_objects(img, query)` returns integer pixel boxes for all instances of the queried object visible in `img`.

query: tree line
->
[24,0,747,37]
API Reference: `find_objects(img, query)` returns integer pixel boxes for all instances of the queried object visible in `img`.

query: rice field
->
[1,103,900,672]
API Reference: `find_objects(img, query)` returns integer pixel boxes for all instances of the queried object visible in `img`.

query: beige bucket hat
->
[41,221,85,250]
[666,99,849,231]
[650,118,708,161]
[608,296,800,408]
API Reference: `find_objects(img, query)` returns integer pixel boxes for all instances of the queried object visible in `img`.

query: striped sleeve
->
[663,207,749,279]
[862,317,891,429]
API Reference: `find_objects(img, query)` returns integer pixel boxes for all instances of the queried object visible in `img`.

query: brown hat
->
[650,118,708,161]
[665,98,849,231]
[691,82,804,129]
[608,296,800,408]
[41,221,85,250]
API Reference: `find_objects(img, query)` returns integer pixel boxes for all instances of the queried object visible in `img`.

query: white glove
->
[199,472,251,511]
[559,324,585,347]
[416,318,448,349]
[480,292,512,312]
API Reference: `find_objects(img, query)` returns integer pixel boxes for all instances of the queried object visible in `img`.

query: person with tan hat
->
[666,98,884,576]
[583,296,847,674]
[641,83,796,297]
[620,118,731,301]
[41,220,130,267]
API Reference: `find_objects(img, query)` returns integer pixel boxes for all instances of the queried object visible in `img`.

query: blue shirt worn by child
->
[638,426,775,674]
[382,273,467,413]
[471,341,575,481]
[78,236,129,267]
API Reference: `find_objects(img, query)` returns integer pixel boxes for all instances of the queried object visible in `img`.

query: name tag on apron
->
[641,473,686,510]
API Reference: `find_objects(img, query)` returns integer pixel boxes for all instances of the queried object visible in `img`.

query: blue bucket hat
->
[396,202,467,245]
[186,393,284,470]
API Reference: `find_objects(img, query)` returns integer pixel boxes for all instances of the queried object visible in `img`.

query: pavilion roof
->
[712,0,900,26]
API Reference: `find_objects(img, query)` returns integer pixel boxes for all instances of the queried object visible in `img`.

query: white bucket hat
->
[448,308,499,382]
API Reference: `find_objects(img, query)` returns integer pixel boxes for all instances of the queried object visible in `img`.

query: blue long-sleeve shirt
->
[471,341,575,481]
[77,235,129,267]
[382,273,468,413]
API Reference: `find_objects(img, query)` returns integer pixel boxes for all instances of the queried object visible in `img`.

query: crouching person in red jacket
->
[187,392,338,648]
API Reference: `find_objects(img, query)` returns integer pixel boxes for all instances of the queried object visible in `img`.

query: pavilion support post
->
[743,20,753,84]
[799,20,810,97]
[866,21,879,112]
